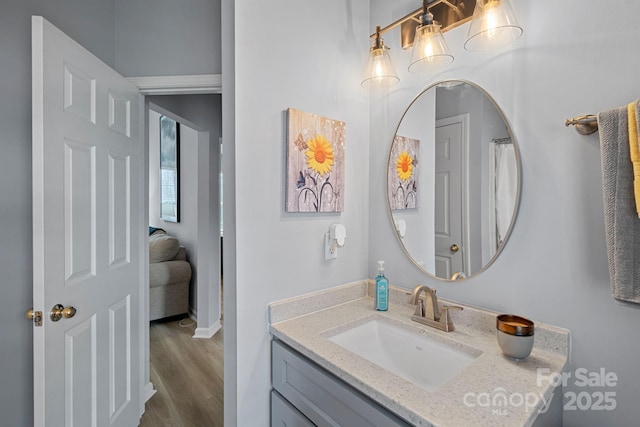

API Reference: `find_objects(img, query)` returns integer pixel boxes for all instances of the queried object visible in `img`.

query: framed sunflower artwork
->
[285,108,345,213]
[388,135,420,210]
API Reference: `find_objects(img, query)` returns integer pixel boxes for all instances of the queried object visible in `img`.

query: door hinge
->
[26,309,43,327]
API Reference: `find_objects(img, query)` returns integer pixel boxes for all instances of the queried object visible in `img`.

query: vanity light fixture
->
[361,27,399,88]
[362,0,523,87]
[464,0,523,51]
[408,10,454,73]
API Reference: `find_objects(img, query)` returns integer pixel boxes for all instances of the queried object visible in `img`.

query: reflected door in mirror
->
[434,117,466,278]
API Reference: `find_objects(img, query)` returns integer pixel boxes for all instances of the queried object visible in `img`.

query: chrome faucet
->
[409,285,463,332]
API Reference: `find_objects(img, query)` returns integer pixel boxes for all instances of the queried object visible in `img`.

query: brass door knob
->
[50,304,77,322]
[450,243,459,253]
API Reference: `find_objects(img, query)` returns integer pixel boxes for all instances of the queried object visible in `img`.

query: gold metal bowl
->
[496,314,534,337]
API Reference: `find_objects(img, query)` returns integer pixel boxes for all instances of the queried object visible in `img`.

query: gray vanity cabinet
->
[271,340,413,427]
[271,390,315,426]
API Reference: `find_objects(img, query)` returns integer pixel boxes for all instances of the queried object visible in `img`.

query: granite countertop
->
[268,281,570,427]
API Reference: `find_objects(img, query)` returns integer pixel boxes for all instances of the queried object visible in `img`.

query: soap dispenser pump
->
[375,260,389,311]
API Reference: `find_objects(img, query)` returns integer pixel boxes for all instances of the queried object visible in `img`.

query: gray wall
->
[148,95,222,140]
[115,0,221,77]
[370,1,640,426]
[228,0,371,423]
[0,2,116,425]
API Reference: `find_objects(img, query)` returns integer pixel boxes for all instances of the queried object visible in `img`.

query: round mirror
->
[387,80,521,281]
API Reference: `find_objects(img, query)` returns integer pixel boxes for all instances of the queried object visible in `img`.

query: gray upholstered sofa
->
[149,229,192,321]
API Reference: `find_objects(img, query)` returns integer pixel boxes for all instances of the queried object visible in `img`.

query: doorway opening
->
[142,97,223,426]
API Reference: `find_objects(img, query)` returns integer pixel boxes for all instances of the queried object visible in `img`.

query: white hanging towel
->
[495,143,517,244]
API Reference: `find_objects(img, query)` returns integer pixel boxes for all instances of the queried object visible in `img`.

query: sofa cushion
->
[149,260,192,288]
[149,233,180,263]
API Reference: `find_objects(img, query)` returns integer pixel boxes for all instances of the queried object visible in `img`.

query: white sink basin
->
[328,318,479,392]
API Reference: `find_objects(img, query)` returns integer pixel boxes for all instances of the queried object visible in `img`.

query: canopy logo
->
[462,388,553,416]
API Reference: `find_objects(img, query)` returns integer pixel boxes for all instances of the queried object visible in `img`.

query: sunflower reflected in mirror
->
[388,137,420,210]
[396,151,413,181]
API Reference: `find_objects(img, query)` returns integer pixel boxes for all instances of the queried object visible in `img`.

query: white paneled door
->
[31,16,143,426]
[434,116,467,279]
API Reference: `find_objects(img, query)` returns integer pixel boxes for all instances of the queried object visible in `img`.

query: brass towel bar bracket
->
[565,114,598,135]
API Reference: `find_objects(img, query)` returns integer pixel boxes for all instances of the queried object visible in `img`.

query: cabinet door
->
[272,391,315,427]
[272,340,412,427]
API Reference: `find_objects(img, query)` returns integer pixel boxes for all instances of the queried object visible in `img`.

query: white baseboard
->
[144,382,157,402]
[193,319,222,339]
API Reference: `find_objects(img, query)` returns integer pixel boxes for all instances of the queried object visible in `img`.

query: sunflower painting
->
[286,108,345,212]
[388,135,420,210]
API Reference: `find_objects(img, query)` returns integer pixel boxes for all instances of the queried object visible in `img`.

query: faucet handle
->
[440,305,463,330]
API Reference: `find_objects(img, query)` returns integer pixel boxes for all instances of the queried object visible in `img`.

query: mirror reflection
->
[387,80,520,281]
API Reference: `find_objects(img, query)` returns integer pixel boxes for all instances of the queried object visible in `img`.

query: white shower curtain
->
[495,143,517,244]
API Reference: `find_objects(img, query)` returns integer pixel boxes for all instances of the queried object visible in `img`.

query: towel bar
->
[565,114,598,135]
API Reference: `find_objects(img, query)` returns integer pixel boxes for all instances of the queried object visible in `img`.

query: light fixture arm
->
[442,0,464,20]
[369,0,462,39]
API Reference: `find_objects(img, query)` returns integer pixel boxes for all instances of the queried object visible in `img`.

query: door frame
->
[127,74,221,96]
[128,75,223,405]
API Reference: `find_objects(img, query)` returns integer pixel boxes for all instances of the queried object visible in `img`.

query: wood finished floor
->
[139,318,224,427]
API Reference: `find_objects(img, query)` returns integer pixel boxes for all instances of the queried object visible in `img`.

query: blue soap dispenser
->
[375,260,389,311]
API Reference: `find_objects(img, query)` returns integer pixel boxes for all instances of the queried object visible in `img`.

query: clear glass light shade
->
[408,23,454,73]
[361,43,399,88]
[464,0,523,51]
